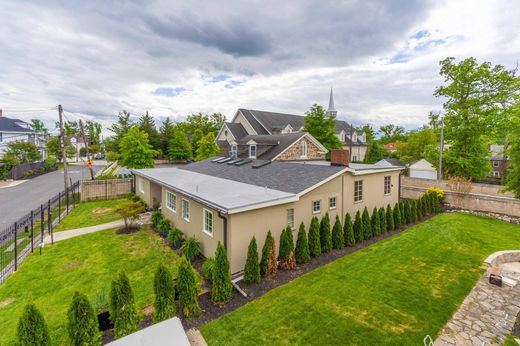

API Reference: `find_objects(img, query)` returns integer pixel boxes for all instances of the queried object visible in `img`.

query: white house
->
[375,158,405,168]
[409,159,437,180]
[0,111,48,159]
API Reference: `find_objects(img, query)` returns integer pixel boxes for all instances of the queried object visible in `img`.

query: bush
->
[260,231,273,276]
[371,207,380,237]
[430,191,440,212]
[399,201,406,223]
[418,196,425,218]
[158,218,171,237]
[44,156,57,169]
[378,207,387,233]
[212,242,233,304]
[151,210,163,229]
[386,204,395,231]
[244,237,260,284]
[404,201,411,224]
[331,215,344,249]
[177,257,201,318]
[319,213,332,253]
[114,201,144,232]
[343,213,355,246]
[153,264,176,323]
[308,216,321,257]
[353,211,363,243]
[167,228,184,249]
[412,200,419,222]
[106,151,120,162]
[17,303,51,346]
[393,202,402,229]
[67,291,100,345]
[202,257,215,281]
[426,187,445,201]
[362,207,372,240]
[109,271,139,338]
[181,236,201,262]
[295,222,310,264]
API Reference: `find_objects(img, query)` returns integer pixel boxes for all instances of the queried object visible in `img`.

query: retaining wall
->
[80,178,133,201]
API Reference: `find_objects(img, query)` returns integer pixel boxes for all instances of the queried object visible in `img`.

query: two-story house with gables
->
[216,89,368,162]
[0,111,48,159]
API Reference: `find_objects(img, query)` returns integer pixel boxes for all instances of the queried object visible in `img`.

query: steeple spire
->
[326,88,337,116]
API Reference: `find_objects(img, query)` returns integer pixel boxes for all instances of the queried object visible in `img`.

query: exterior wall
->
[410,169,437,180]
[400,176,514,197]
[0,131,47,159]
[216,124,236,142]
[135,176,161,207]
[276,137,325,161]
[344,144,367,162]
[234,111,257,135]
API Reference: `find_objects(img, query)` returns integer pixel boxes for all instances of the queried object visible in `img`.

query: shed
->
[107,317,190,346]
[375,158,405,168]
[409,159,437,180]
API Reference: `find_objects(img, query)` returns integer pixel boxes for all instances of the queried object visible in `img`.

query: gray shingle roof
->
[235,132,306,161]
[238,109,270,135]
[180,157,345,194]
[225,122,248,139]
[0,117,34,133]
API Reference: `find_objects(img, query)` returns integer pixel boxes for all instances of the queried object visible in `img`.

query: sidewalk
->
[44,219,124,244]
[0,180,28,189]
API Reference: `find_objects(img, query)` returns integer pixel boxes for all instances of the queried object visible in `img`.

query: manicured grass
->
[0,227,181,345]
[201,213,520,345]
[53,198,127,232]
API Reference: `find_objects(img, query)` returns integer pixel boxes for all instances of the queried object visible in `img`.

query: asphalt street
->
[0,165,101,228]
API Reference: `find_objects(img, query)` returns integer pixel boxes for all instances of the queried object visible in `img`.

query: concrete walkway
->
[44,219,124,244]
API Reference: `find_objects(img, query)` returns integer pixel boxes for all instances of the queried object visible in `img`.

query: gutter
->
[218,212,228,251]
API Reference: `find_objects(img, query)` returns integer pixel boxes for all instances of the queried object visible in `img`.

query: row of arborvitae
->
[242,190,441,284]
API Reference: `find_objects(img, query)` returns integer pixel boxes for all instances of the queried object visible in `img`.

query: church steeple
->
[326,88,337,116]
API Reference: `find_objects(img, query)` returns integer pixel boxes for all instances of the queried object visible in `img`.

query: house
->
[216,89,368,162]
[375,158,405,168]
[488,145,507,178]
[409,159,437,180]
[68,135,88,162]
[0,111,48,159]
[132,150,403,274]
[383,142,398,153]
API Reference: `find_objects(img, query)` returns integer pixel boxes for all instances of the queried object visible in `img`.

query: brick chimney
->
[330,149,350,166]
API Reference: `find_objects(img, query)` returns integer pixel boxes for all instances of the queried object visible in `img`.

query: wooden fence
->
[80,178,134,201]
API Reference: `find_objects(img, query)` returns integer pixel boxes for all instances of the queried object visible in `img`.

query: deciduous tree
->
[303,104,342,151]
[120,125,158,168]
[195,132,221,161]
[168,130,192,161]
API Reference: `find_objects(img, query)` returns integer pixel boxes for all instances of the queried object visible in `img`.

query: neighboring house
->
[216,89,368,162]
[409,159,437,180]
[488,145,508,178]
[375,158,405,168]
[133,150,403,273]
[384,142,398,153]
[68,135,87,162]
[0,111,48,159]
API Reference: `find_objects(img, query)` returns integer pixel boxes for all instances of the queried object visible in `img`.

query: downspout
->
[218,212,228,251]
[398,171,402,201]
[341,173,345,220]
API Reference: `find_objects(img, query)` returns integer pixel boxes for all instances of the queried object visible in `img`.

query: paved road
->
[0,165,101,228]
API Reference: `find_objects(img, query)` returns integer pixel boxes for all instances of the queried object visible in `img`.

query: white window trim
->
[203,208,214,237]
[182,199,190,222]
[287,208,295,229]
[354,180,363,203]
[300,140,308,158]
[139,179,145,193]
[312,200,321,214]
[249,144,257,159]
[329,196,337,210]
[166,191,177,213]
[384,176,392,196]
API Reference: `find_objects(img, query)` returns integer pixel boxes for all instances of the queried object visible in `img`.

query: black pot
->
[97,311,114,331]
[161,229,168,237]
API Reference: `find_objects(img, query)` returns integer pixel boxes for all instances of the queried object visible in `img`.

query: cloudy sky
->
[1,0,519,134]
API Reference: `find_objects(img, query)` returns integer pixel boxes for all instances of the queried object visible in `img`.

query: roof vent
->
[252,160,271,169]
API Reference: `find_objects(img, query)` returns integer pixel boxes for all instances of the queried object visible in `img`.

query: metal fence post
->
[72,182,76,208]
[40,204,44,239]
[30,210,34,252]
[66,186,69,215]
[58,192,61,223]
[47,199,53,245]
[14,222,18,271]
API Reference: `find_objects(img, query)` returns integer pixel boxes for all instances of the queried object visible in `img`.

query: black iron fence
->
[0,181,80,283]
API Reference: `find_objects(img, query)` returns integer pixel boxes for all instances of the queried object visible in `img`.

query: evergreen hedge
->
[371,207,380,236]
[319,213,332,253]
[177,256,201,318]
[353,211,364,243]
[362,207,372,240]
[67,291,99,345]
[386,204,394,231]
[411,200,418,222]
[331,215,344,249]
[378,207,387,233]
[278,227,296,270]
[308,217,321,257]
[295,222,310,264]
[260,231,273,276]
[109,271,139,338]
[399,201,406,223]
[153,264,176,323]
[17,303,51,346]
[393,202,402,229]
[244,237,260,284]
[404,201,411,224]
[343,213,355,247]
[212,242,233,304]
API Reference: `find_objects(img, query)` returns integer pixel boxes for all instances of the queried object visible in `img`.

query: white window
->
[312,200,321,214]
[249,144,257,159]
[203,209,214,236]
[354,180,363,202]
[490,171,500,177]
[300,140,308,158]
[166,191,177,212]
[230,144,237,157]
[287,208,294,229]
[352,155,357,161]
[182,199,190,221]
[329,197,337,210]
[384,176,391,195]
[139,179,145,193]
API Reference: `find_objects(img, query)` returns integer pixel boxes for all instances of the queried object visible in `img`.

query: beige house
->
[133,154,402,274]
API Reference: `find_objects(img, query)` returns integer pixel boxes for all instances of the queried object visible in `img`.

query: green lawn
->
[53,198,127,232]
[201,213,520,345]
[0,227,180,345]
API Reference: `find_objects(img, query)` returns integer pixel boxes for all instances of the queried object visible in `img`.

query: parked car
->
[94,153,105,160]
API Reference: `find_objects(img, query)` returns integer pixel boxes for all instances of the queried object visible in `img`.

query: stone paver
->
[435,262,520,346]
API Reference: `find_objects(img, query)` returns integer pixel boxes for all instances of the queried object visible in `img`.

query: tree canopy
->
[119,125,158,168]
[303,104,342,150]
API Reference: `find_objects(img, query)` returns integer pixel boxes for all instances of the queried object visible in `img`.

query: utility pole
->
[438,120,444,181]
[79,119,95,180]
[58,105,69,190]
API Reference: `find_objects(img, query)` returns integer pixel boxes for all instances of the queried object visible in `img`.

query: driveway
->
[0,165,101,228]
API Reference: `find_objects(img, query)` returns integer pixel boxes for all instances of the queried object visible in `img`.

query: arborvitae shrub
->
[378,207,387,233]
[266,232,278,277]
[362,207,372,240]
[343,213,355,247]
[331,215,344,249]
[109,271,139,338]
[425,193,433,214]
[308,217,321,257]
[67,291,100,345]
[399,201,406,223]
[177,256,201,318]
[393,202,401,229]
[278,227,296,270]
[319,213,332,253]
[353,211,364,243]
[404,201,412,224]
[278,228,289,262]
[153,264,176,323]
[244,237,260,284]
[419,197,425,218]
[371,207,380,236]
[386,204,394,231]
[17,303,51,346]
[286,226,294,251]
[410,200,417,222]
[212,242,233,304]
[431,191,440,212]
[295,222,310,264]
[260,231,273,276]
